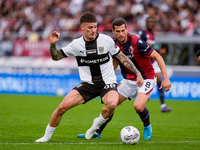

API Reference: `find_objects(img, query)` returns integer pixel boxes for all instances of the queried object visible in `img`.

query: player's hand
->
[159,78,171,92]
[50,31,60,44]
[136,73,144,87]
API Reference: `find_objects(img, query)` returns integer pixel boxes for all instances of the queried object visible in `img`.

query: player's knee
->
[57,104,68,115]
[107,101,117,111]
[133,103,143,112]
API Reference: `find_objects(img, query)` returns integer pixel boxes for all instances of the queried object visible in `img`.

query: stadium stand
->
[1,0,200,65]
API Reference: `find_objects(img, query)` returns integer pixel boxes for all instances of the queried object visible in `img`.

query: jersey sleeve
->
[108,37,120,56]
[137,30,147,42]
[136,38,153,55]
[61,40,77,57]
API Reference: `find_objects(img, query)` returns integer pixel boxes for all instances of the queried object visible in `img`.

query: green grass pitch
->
[0,94,199,150]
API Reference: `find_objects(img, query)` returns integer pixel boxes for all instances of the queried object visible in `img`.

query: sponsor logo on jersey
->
[80,56,109,64]
[86,49,97,54]
[98,46,104,53]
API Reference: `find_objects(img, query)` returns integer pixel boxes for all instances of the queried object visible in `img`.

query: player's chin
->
[119,37,125,42]
[89,34,96,39]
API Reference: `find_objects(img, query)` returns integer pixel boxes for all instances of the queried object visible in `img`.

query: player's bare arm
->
[50,44,65,61]
[150,50,171,92]
[115,51,139,74]
[113,59,119,70]
[115,51,144,87]
[49,31,65,61]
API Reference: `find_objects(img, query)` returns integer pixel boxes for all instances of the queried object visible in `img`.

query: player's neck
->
[119,41,126,45]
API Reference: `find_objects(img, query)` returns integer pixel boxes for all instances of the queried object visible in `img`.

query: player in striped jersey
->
[77,18,171,140]
[35,12,143,142]
[138,16,172,113]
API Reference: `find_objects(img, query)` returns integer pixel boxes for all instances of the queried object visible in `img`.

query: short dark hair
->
[161,44,169,54]
[112,18,127,30]
[196,50,200,57]
[80,12,97,24]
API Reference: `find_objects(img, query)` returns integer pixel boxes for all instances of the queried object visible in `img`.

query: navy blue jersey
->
[138,29,155,47]
[114,33,156,81]
[138,29,156,63]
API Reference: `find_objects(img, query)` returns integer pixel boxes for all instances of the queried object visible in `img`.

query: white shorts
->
[152,61,161,74]
[117,78,157,100]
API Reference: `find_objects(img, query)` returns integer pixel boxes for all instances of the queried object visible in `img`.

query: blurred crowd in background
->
[0,0,200,65]
[1,0,200,41]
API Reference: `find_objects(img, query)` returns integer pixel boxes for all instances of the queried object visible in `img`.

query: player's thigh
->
[118,93,126,105]
[134,78,156,110]
[59,89,85,110]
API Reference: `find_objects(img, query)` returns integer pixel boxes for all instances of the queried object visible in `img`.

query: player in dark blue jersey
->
[77,18,171,140]
[138,16,172,113]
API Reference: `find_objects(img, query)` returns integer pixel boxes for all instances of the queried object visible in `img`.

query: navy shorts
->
[73,82,117,104]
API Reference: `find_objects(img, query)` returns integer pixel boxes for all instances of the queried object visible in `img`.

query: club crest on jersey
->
[98,46,104,53]
[129,46,134,54]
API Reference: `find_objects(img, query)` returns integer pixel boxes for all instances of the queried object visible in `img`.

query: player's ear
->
[112,29,115,34]
[81,24,84,31]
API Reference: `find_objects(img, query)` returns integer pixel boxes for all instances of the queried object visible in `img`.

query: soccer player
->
[196,50,200,63]
[35,12,143,142]
[138,16,172,112]
[77,18,171,140]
